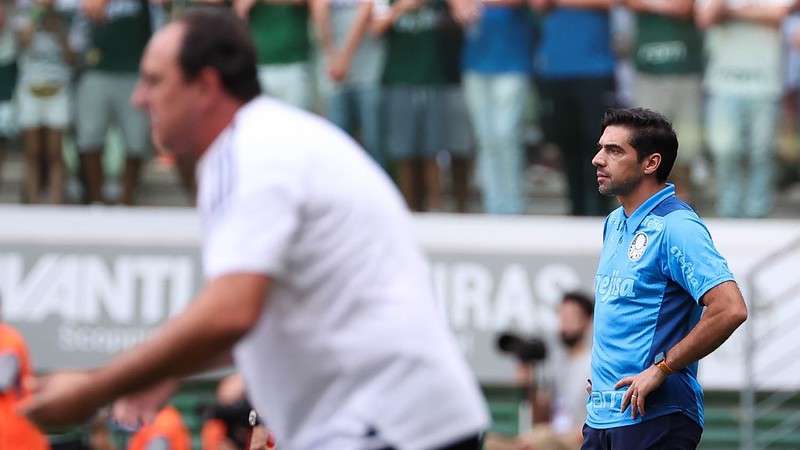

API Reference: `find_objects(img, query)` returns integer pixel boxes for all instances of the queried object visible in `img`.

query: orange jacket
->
[0,324,50,450]
[127,406,191,450]
[200,418,227,450]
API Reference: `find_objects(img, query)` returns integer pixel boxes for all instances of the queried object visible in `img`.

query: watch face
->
[655,352,665,364]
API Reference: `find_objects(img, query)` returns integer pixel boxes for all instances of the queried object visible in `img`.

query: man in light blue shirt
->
[584,108,748,449]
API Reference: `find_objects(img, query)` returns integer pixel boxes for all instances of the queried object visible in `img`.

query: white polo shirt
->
[197,97,488,450]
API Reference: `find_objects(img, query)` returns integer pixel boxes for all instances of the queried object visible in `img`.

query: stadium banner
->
[1,206,798,390]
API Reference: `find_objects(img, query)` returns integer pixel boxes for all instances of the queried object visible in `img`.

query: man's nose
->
[130,81,146,110]
[591,150,604,167]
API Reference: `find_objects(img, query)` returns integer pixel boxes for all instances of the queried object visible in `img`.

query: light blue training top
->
[588,184,735,429]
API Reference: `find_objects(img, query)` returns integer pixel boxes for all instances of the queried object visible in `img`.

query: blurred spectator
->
[697,0,793,218]
[787,14,800,186]
[0,305,51,450]
[531,0,615,217]
[126,405,190,450]
[454,0,534,214]
[372,0,449,211]
[235,0,313,110]
[17,0,74,204]
[440,9,472,213]
[75,0,153,205]
[610,5,635,107]
[627,0,702,203]
[311,0,385,166]
[485,292,592,450]
[0,1,16,190]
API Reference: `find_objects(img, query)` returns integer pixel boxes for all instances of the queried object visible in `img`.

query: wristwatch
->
[654,352,675,376]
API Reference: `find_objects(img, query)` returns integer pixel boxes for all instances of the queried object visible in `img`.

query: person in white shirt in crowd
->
[696,0,796,218]
[16,0,74,204]
[311,0,386,167]
[485,292,593,450]
[22,8,489,450]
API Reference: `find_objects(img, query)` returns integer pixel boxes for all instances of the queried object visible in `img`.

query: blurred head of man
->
[131,8,261,157]
[558,292,593,351]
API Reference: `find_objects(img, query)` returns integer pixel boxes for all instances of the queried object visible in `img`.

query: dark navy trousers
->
[581,413,702,450]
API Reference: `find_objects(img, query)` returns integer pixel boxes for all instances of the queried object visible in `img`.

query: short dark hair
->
[601,108,678,182]
[562,291,594,318]
[176,8,261,103]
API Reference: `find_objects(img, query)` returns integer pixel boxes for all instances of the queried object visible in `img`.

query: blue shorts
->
[383,86,444,160]
[581,413,702,450]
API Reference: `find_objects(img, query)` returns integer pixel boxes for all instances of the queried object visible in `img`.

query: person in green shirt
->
[76,0,153,205]
[372,0,449,211]
[626,0,702,203]
[235,0,313,110]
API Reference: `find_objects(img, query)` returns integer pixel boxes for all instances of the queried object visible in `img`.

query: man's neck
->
[618,179,667,217]
[194,98,246,158]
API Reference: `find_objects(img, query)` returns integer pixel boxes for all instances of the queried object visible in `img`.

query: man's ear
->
[195,67,224,105]
[643,152,662,176]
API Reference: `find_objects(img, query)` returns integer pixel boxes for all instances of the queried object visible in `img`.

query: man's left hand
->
[19,371,102,427]
[615,365,667,419]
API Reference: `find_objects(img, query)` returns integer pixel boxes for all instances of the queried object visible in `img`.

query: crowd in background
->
[0,0,800,217]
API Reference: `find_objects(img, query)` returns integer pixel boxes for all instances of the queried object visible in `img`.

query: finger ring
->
[632,393,638,397]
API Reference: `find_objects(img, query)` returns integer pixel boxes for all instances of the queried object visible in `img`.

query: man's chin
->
[598,184,614,197]
[598,189,616,197]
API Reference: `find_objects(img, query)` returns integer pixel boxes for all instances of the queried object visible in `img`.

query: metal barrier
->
[741,237,800,450]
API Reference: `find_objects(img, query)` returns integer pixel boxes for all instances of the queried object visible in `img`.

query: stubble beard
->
[599,173,643,197]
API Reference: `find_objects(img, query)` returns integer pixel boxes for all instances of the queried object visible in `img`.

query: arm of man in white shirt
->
[21,273,271,427]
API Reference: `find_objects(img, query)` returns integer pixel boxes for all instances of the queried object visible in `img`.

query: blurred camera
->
[496,332,547,363]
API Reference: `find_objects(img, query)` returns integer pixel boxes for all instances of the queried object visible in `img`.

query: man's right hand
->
[20,371,101,427]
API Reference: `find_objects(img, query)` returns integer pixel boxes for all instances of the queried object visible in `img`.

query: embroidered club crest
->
[628,232,648,261]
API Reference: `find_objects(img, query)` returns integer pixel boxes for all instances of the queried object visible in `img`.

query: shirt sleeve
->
[203,150,303,280]
[661,213,735,304]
